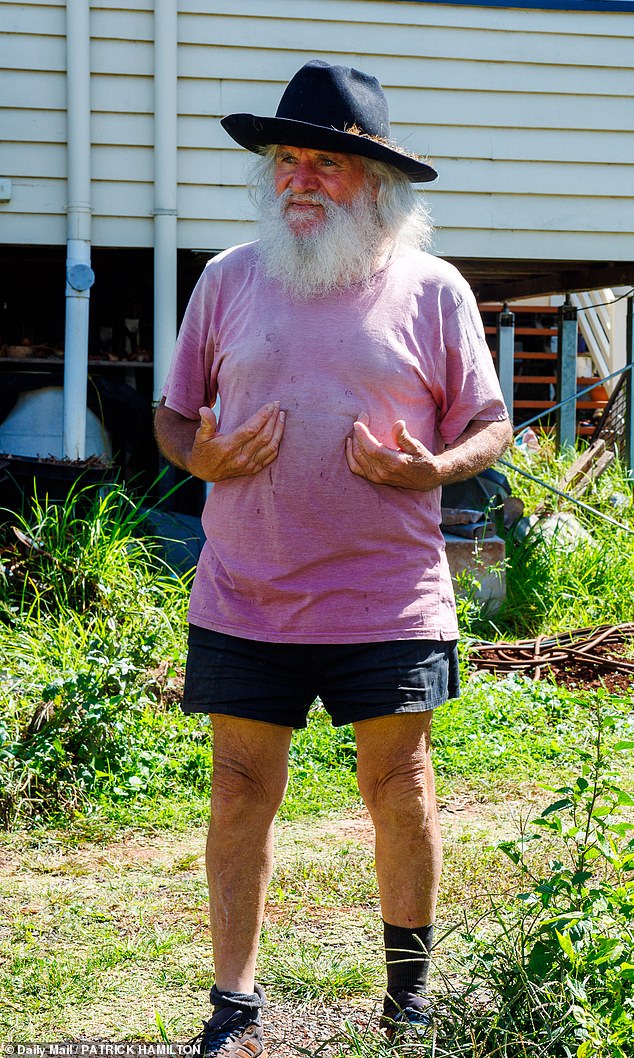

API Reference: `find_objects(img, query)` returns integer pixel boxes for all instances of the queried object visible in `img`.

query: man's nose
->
[289,161,319,193]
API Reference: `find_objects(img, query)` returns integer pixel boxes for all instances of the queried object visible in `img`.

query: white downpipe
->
[63,0,94,460]
[153,0,178,403]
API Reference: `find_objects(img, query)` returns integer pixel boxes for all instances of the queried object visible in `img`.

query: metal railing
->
[495,294,634,468]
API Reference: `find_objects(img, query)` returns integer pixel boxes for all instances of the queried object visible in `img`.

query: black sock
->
[210,983,265,1016]
[383,920,434,1013]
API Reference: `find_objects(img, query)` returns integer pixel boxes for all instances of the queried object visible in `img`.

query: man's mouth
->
[285,198,325,214]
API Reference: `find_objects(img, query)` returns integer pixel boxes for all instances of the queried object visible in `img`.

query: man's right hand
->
[188,401,286,482]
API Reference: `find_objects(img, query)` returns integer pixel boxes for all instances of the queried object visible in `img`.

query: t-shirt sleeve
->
[432,285,509,445]
[162,266,216,419]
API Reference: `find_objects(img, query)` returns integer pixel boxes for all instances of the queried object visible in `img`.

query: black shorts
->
[181,625,460,728]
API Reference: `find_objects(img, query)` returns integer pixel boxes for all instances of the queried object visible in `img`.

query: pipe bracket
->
[67,263,95,291]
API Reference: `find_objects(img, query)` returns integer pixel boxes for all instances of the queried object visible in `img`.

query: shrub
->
[437,702,634,1058]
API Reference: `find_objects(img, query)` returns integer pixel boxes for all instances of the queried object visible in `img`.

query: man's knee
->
[358,758,435,829]
[210,716,292,822]
[211,751,289,820]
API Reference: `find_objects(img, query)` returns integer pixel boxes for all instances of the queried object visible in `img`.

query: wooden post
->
[496,303,515,425]
[556,300,578,450]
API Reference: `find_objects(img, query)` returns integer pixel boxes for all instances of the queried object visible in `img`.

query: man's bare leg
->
[354,712,441,926]
[207,715,293,992]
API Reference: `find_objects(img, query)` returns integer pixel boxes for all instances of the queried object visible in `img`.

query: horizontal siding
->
[173,221,634,259]
[90,2,155,241]
[183,77,633,132]
[182,0,634,38]
[179,117,632,165]
[438,228,634,259]
[0,2,66,246]
[178,13,633,71]
[177,44,634,97]
[2,69,66,110]
[90,5,155,240]
[0,0,632,263]
[173,0,634,258]
[169,184,634,235]
[0,1,156,245]
[2,109,66,145]
[175,148,633,201]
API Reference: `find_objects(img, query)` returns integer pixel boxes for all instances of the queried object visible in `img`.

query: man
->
[155,60,512,1058]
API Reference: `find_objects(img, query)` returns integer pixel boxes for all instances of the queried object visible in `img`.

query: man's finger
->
[228,406,286,474]
[234,407,284,461]
[198,406,218,437]
[345,436,365,475]
[258,404,285,445]
[352,419,381,450]
[392,419,419,455]
[246,409,285,463]
[269,409,286,450]
[237,401,281,442]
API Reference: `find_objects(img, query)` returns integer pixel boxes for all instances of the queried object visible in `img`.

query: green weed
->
[282,705,360,820]
[270,845,376,909]
[259,930,381,1000]
[432,674,630,795]
[434,702,634,1058]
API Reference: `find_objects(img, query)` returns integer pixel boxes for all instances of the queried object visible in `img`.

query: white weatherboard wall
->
[1,0,633,262]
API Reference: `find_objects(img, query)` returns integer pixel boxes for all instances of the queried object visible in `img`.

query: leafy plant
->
[437,701,634,1057]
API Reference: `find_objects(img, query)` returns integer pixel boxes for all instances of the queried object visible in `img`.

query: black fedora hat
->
[221,60,438,184]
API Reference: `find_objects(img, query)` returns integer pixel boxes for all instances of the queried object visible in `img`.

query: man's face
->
[273,145,369,236]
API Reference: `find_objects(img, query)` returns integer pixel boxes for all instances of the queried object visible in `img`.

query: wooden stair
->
[479,302,609,437]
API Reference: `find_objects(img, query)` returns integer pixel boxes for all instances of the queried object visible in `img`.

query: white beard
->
[257,185,390,299]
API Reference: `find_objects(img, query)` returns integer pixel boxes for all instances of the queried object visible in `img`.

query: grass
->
[1,724,632,1050]
[2,735,630,1049]
[259,931,382,1000]
[269,842,376,909]
[492,439,634,638]
[0,800,510,1041]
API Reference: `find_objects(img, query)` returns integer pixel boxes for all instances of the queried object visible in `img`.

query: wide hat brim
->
[221,113,438,184]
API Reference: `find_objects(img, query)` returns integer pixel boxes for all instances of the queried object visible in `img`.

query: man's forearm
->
[154,401,199,472]
[435,418,513,486]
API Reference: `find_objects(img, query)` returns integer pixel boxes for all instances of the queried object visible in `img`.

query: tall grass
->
[0,483,194,826]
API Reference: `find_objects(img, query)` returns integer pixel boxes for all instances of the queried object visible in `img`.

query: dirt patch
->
[264,999,376,1058]
[544,663,634,695]
[144,661,186,708]
[302,809,374,848]
[0,830,207,877]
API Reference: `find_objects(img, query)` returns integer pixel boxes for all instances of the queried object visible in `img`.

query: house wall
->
[1,0,633,261]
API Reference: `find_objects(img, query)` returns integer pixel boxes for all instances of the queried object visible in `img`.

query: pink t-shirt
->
[163,242,507,643]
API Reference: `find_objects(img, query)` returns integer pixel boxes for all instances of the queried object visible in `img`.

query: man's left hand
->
[345,413,513,491]
[345,413,441,491]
